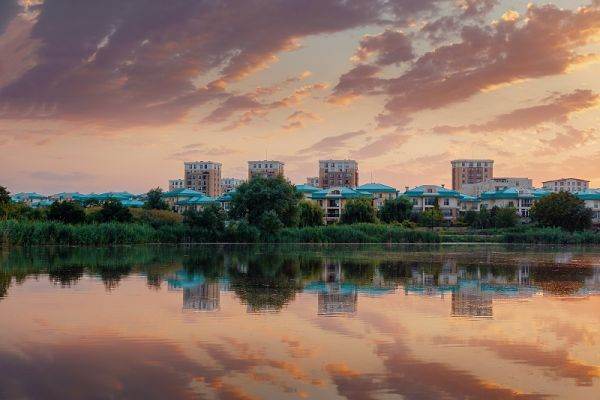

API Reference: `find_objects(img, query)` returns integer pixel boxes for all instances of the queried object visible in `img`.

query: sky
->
[0,0,599,194]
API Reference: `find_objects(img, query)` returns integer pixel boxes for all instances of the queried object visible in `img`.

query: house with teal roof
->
[309,187,373,224]
[173,194,217,213]
[480,187,550,218]
[216,191,236,212]
[11,192,49,207]
[459,193,480,212]
[295,184,320,199]
[162,188,205,210]
[575,190,600,223]
[356,183,398,208]
[403,185,461,221]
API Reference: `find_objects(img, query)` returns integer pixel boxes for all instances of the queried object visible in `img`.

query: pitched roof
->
[576,190,600,200]
[310,187,372,200]
[295,184,320,193]
[177,196,217,206]
[404,185,461,198]
[162,188,204,198]
[356,183,398,193]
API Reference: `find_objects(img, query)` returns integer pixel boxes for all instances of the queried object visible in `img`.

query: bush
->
[129,208,182,228]
[340,198,377,224]
[143,188,169,210]
[494,207,519,228]
[259,210,284,237]
[530,192,592,231]
[378,196,413,223]
[47,201,86,224]
[182,205,226,242]
[420,207,443,228]
[298,201,324,227]
[95,199,133,223]
[225,220,261,243]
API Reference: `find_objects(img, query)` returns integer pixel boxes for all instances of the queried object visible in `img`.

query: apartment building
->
[576,190,600,224]
[542,178,589,193]
[184,161,222,197]
[451,159,494,191]
[479,187,549,218]
[404,185,462,222]
[169,179,184,191]
[356,183,398,208]
[319,160,359,189]
[461,177,532,196]
[306,176,320,187]
[310,187,372,224]
[220,177,244,193]
[248,160,284,180]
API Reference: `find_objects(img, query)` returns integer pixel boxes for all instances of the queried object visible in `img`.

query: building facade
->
[248,160,284,180]
[356,183,398,208]
[461,177,532,196]
[306,176,320,187]
[169,179,184,191]
[479,187,549,218]
[318,160,359,189]
[451,159,494,191]
[310,187,372,224]
[404,185,462,222]
[220,177,244,193]
[542,178,590,193]
[184,161,222,197]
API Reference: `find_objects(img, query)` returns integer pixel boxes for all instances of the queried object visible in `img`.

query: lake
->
[0,244,599,399]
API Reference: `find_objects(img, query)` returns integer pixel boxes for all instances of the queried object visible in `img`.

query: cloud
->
[432,89,599,134]
[331,3,600,127]
[170,142,239,159]
[299,130,368,155]
[282,110,321,131]
[350,132,410,159]
[0,0,444,128]
[353,29,414,66]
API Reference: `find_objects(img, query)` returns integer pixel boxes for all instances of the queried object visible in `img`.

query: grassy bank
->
[2,220,600,245]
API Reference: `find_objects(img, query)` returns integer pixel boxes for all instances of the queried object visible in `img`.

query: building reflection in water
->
[183,282,220,311]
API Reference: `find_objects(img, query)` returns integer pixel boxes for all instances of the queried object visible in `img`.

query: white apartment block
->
[461,177,533,196]
[248,160,285,179]
[220,177,244,193]
[542,178,589,193]
[168,179,184,191]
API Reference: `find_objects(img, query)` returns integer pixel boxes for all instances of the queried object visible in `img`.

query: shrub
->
[47,201,86,224]
[340,198,377,224]
[378,196,413,223]
[143,187,169,210]
[298,201,324,227]
[494,207,519,228]
[420,207,443,228]
[96,199,133,223]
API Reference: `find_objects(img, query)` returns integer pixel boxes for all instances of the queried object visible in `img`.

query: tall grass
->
[501,227,600,244]
[272,223,441,243]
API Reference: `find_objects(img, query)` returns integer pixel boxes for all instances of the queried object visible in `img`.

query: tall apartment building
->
[451,159,494,191]
[248,160,284,180]
[461,177,532,196]
[319,160,359,189]
[168,179,184,191]
[306,176,320,187]
[221,177,244,193]
[184,161,222,197]
[542,178,589,193]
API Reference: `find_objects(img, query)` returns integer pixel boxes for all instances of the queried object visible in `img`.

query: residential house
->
[295,184,320,199]
[310,187,372,224]
[404,185,462,222]
[356,183,398,208]
[479,187,549,218]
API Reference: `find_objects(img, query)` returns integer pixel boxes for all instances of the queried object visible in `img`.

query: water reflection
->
[0,244,599,399]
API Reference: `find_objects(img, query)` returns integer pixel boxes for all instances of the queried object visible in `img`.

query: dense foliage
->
[377,196,413,223]
[340,198,377,224]
[461,206,518,229]
[420,207,444,227]
[144,188,169,210]
[46,201,86,224]
[229,176,302,227]
[530,192,592,231]
[0,186,10,205]
[298,201,324,227]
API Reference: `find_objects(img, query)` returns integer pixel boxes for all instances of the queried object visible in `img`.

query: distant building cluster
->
[11,157,600,226]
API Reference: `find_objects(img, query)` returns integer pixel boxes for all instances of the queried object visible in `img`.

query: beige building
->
[168,179,184,191]
[220,177,244,193]
[184,161,222,196]
[306,176,320,187]
[461,177,532,196]
[404,185,461,222]
[319,159,359,189]
[451,159,494,191]
[248,160,284,180]
[542,178,589,193]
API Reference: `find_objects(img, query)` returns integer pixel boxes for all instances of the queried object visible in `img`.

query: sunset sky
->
[1,0,599,194]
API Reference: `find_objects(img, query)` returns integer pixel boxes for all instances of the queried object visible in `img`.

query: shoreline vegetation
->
[2,178,599,246]
[2,220,600,246]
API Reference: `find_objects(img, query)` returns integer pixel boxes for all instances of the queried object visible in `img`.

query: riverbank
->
[1,220,599,245]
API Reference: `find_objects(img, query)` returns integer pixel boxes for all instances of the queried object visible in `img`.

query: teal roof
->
[162,188,204,198]
[121,199,145,207]
[459,193,479,202]
[12,192,46,200]
[31,199,53,208]
[480,188,550,200]
[576,190,600,200]
[295,184,320,193]
[177,196,217,206]
[310,187,372,200]
[404,186,461,198]
[217,191,236,202]
[356,183,398,193]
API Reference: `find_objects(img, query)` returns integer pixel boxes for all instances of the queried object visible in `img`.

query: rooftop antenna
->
[265,148,268,161]
[370,171,374,183]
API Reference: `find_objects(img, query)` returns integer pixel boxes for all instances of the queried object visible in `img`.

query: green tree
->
[340,198,376,224]
[0,186,10,205]
[494,207,518,228]
[144,187,169,210]
[97,199,133,223]
[298,201,324,227]
[420,207,444,228]
[259,210,284,236]
[378,196,413,223]
[530,192,592,231]
[229,176,302,227]
[182,204,226,241]
[47,201,86,224]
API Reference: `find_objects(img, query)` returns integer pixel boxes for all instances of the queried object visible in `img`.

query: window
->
[443,198,449,206]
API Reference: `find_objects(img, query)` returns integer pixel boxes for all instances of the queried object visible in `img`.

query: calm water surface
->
[0,244,599,399]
